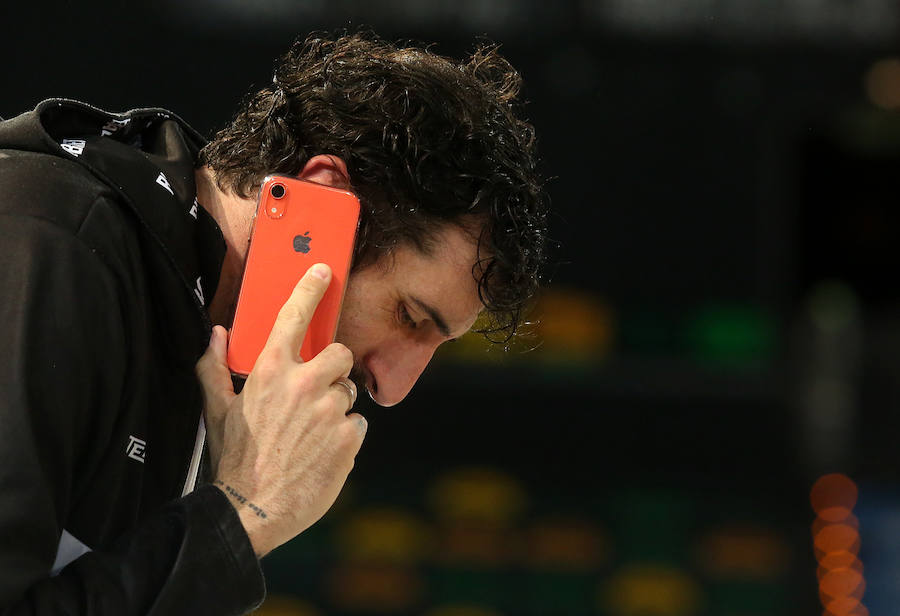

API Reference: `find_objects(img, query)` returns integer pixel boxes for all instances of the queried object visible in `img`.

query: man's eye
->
[399,304,418,329]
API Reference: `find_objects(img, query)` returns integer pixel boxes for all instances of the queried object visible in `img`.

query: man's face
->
[335,224,485,407]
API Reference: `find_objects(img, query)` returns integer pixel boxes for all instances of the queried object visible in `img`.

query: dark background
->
[5,1,900,614]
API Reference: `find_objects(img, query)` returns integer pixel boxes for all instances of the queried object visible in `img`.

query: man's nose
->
[365,338,439,407]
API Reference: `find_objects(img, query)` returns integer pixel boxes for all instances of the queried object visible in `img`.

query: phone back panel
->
[226,176,360,375]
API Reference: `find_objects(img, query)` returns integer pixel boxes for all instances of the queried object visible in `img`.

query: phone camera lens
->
[271,184,286,199]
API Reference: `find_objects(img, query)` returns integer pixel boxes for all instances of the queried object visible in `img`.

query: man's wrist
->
[213,479,270,557]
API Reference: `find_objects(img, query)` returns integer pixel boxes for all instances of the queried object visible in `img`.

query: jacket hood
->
[0,98,225,341]
[0,98,206,211]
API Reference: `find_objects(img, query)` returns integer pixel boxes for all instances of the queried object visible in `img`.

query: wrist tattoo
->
[214,480,268,519]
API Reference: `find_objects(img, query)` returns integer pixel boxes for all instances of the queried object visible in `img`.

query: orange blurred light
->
[525,517,608,570]
[830,606,870,616]
[865,58,900,110]
[813,523,860,557]
[811,474,858,518]
[813,513,859,537]
[327,564,424,611]
[818,550,860,571]
[825,596,860,616]
[818,566,865,601]
[696,525,791,580]
[817,552,863,582]
[811,473,868,614]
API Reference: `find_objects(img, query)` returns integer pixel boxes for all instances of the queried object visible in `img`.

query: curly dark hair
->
[199,31,547,340]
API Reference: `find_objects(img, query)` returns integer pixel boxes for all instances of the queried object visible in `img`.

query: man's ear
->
[298,154,351,189]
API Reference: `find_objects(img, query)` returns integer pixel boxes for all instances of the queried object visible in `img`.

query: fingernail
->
[213,326,228,350]
[310,263,330,280]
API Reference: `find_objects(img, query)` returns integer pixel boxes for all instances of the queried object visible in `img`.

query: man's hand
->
[195,263,367,557]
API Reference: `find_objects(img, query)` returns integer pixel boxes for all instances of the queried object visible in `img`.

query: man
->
[0,32,546,614]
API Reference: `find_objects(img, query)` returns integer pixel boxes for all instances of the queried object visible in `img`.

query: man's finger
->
[329,377,357,411]
[196,326,236,418]
[302,342,354,386]
[263,263,332,360]
[345,412,368,444]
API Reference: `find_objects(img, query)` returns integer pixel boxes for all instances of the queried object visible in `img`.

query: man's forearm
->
[1,486,264,616]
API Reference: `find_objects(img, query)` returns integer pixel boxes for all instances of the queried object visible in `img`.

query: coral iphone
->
[226,175,360,376]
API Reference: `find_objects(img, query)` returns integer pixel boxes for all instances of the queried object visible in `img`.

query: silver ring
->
[332,377,357,409]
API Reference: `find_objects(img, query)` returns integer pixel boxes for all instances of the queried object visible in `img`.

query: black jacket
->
[0,100,264,614]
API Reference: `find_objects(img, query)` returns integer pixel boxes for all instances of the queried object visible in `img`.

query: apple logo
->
[293,232,312,254]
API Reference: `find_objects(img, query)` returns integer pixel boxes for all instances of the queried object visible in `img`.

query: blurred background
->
[5,1,900,614]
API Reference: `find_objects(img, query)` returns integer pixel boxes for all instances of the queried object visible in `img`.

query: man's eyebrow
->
[409,296,452,338]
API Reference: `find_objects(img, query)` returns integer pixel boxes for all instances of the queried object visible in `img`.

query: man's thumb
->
[196,325,235,414]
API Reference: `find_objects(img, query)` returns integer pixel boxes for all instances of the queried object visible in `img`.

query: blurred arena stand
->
[4,0,900,613]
